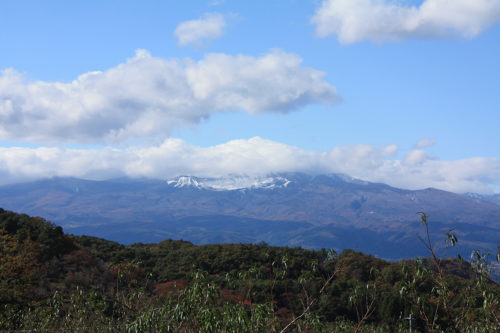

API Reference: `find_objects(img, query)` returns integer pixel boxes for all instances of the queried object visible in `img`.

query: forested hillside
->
[1,208,498,332]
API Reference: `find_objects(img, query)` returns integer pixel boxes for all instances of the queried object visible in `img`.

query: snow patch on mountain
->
[336,174,370,185]
[463,192,500,206]
[166,175,291,191]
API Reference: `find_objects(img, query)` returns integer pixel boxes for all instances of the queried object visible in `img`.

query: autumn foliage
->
[0,208,498,332]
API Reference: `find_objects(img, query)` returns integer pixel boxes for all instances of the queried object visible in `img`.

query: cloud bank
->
[174,13,227,46]
[311,0,500,43]
[0,50,337,144]
[0,137,498,194]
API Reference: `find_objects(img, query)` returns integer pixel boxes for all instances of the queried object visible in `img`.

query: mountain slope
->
[0,173,498,259]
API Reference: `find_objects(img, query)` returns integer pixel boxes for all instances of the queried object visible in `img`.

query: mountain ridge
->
[0,172,498,260]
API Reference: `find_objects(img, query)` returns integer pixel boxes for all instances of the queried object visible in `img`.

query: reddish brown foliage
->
[154,279,187,296]
[221,289,251,306]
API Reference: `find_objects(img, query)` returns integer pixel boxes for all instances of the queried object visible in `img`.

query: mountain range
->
[0,173,499,260]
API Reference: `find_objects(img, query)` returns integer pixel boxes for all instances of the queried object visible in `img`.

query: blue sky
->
[0,0,499,193]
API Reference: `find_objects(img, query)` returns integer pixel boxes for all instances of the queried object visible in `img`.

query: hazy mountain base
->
[66,214,496,261]
[1,208,499,332]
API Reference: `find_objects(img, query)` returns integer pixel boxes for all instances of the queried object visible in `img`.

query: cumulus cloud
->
[0,50,338,144]
[414,138,436,148]
[174,13,227,46]
[311,0,500,44]
[381,143,398,156]
[403,149,430,165]
[0,137,499,194]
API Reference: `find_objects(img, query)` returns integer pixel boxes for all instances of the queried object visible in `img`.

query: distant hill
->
[0,173,499,260]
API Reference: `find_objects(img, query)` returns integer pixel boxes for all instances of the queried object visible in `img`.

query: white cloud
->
[174,13,227,46]
[0,137,498,194]
[403,149,429,165]
[311,0,500,44]
[381,143,398,156]
[414,138,436,148]
[0,50,338,144]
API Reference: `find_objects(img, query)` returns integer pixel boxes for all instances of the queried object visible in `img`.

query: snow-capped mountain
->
[165,173,375,191]
[166,175,292,190]
[1,172,499,260]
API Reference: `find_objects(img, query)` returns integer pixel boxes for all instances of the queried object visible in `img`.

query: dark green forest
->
[1,208,498,332]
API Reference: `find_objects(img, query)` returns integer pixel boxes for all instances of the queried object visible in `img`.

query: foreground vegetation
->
[1,208,498,332]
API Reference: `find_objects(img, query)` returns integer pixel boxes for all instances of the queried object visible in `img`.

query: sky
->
[0,0,499,193]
